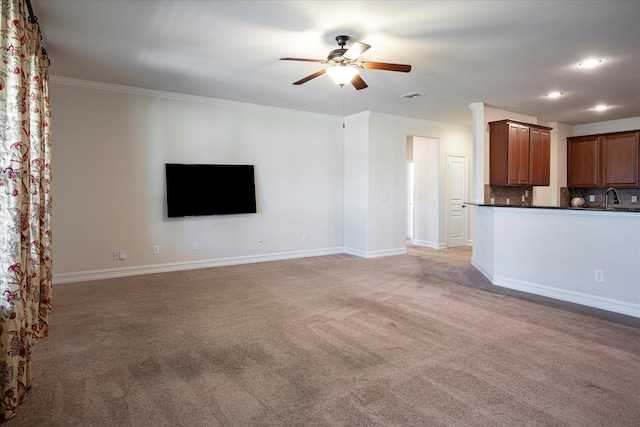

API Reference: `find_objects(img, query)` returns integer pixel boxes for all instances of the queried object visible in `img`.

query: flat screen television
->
[165,163,257,218]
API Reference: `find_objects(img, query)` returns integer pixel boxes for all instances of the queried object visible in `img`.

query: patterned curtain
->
[0,0,52,420]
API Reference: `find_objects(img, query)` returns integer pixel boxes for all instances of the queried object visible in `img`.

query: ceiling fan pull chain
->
[342,89,346,129]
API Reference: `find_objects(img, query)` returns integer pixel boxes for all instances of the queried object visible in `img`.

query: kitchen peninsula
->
[469,203,640,318]
[468,103,640,319]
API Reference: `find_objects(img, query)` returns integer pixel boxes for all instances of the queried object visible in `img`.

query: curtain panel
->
[0,0,53,419]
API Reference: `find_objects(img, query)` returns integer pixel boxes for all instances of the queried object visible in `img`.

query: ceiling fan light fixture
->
[326,65,359,87]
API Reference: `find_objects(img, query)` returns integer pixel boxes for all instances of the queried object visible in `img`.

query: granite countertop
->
[464,202,640,213]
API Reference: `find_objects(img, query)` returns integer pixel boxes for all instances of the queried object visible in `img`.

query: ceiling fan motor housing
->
[335,35,350,47]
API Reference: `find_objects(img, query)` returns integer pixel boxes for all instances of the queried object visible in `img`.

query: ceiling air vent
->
[401,92,425,99]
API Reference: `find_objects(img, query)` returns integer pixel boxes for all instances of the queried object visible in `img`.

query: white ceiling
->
[34,0,640,128]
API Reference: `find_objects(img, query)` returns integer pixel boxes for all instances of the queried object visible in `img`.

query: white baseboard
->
[471,258,493,283]
[365,247,407,258]
[410,239,446,249]
[53,247,344,284]
[343,247,367,258]
[343,247,407,259]
[492,275,640,319]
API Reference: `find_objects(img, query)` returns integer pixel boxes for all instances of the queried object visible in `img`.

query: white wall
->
[473,207,640,318]
[468,103,485,203]
[51,80,345,281]
[343,112,370,256]
[51,79,474,281]
[545,121,572,206]
[367,115,413,255]
[345,113,473,257]
[469,205,494,278]
[571,117,640,136]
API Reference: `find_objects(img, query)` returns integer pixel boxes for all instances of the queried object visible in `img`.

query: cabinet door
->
[529,128,550,185]
[507,124,530,185]
[601,132,639,187]
[567,136,599,187]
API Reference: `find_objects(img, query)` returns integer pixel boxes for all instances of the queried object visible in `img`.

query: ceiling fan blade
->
[351,74,368,90]
[280,57,327,63]
[361,61,412,72]
[343,41,371,61]
[292,69,327,85]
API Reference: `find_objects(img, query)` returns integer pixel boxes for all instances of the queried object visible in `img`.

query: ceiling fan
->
[280,35,411,90]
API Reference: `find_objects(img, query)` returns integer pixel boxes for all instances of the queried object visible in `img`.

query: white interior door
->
[446,154,467,248]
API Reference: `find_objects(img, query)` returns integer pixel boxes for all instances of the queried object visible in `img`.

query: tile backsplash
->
[563,187,640,209]
[484,185,640,208]
[485,185,533,206]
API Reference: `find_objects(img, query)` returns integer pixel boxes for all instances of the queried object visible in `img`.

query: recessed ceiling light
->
[593,104,609,111]
[546,92,563,98]
[579,59,602,68]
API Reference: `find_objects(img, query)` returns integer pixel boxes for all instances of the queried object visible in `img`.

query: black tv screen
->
[165,163,257,218]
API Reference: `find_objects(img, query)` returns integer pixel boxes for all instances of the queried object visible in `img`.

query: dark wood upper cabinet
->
[567,130,639,188]
[567,135,600,187]
[529,127,551,186]
[489,119,552,186]
[601,132,639,187]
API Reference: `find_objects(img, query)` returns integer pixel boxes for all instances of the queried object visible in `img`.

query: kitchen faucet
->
[605,187,619,209]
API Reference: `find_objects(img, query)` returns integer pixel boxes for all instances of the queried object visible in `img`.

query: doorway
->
[407,137,468,249]
[407,136,439,248]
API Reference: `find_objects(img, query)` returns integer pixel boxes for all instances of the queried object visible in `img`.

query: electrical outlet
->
[589,195,595,202]
[632,196,638,203]
[258,238,263,245]
[119,250,127,260]
[506,198,510,205]
[594,269,604,282]
[113,250,120,260]
[153,245,160,254]
[192,242,198,251]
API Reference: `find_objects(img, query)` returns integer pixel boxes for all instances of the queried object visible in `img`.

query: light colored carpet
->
[5,246,640,426]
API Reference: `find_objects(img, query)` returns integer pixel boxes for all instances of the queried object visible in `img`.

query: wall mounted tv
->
[165,163,257,218]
